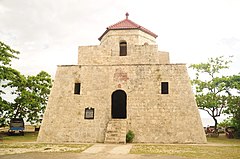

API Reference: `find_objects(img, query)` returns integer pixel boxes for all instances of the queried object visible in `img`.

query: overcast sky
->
[1,0,240,125]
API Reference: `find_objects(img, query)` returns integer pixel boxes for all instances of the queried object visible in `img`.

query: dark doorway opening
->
[111,90,127,119]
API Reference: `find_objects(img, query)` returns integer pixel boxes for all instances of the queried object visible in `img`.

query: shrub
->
[126,130,135,143]
[234,130,240,139]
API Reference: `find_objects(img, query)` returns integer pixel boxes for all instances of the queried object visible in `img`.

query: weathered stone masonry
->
[38,13,207,143]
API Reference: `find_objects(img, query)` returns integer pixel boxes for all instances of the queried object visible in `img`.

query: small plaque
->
[84,107,94,119]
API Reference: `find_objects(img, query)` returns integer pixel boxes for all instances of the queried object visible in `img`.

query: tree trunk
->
[14,105,20,118]
[213,116,218,133]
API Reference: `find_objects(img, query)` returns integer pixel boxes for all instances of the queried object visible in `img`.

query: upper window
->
[120,41,127,56]
[74,83,81,95]
[161,82,169,94]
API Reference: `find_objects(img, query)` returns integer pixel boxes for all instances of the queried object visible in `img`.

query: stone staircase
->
[104,119,127,144]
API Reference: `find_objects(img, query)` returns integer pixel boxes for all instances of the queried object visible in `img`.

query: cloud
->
[0,0,240,78]
[220,37,240,50]
[1,0,240,125]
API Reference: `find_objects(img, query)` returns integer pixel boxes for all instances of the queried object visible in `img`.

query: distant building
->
[37,13,206,143]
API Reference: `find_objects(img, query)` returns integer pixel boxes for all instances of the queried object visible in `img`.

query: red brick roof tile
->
[98,13,158,41]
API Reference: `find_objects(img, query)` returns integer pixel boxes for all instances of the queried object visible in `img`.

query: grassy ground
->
[130,135,240,159]
[1,132,38,143]
[0,132,92,155]
[1,132,240,158]
[207,135,240,145]
[0,142,92,154]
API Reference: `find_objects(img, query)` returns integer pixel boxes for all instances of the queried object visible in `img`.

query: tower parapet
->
[78,13,169,65]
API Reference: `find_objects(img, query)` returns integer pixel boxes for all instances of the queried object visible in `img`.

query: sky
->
[1,0,240,126]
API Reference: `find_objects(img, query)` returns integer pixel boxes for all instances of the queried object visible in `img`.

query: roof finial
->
[125,12,129,19]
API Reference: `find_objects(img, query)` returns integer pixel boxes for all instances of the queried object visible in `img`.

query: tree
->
[224,75,240,138]
[0,41,52,126]
[0,41,20,84]
[189,56,234,132]
[218,118,234,128]
[4,71,52,124]
[0,41,19,66]
[0,41,20,126]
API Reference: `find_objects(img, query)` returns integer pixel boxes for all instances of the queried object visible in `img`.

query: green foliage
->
[0,41,20,126]
[0,41,20,90]
[126,130,135,143]
[219,117,240,139]
[0,41,19,66]
[226,97,240,138]
[189,56,237,131]
[218,118,234,128]
[220,75,240,138]
[1,71,52,125]
[0,41,52,126]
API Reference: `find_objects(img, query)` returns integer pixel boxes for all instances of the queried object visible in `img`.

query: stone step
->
[104,119,127,144]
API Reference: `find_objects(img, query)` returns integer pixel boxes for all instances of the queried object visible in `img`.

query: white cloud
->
[0,0,239,74]
[1,0,240,125]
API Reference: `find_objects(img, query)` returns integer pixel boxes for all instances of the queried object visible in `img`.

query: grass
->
[0,132,92,155]
[207,134,240,145]
[1,132,240,158]
[131,145,240,159]
[130,135,240,159]
[1,132,38,143]
[0,142,92,154]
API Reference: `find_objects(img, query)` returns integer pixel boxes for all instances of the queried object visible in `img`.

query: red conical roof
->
[98,13,158,41]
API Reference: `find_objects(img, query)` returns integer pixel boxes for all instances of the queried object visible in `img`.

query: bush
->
[234,130,240,139]
[126,130,135,143]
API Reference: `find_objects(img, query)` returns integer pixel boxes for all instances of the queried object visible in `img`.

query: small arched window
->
[119,41,127,56]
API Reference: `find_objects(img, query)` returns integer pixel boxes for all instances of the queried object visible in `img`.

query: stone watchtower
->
[37,13,207,143]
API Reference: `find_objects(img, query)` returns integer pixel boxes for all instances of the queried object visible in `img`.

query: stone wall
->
[38,27,206,144]
[78,29,169,66]
[100,30,156,46]
[38,64,206,143]
[78,45,169,65]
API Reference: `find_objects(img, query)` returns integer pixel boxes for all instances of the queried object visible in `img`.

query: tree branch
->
[199,108,213,117]
[218,104,225,117]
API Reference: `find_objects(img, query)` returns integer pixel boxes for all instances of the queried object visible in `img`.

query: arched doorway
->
[111,90,127,119]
